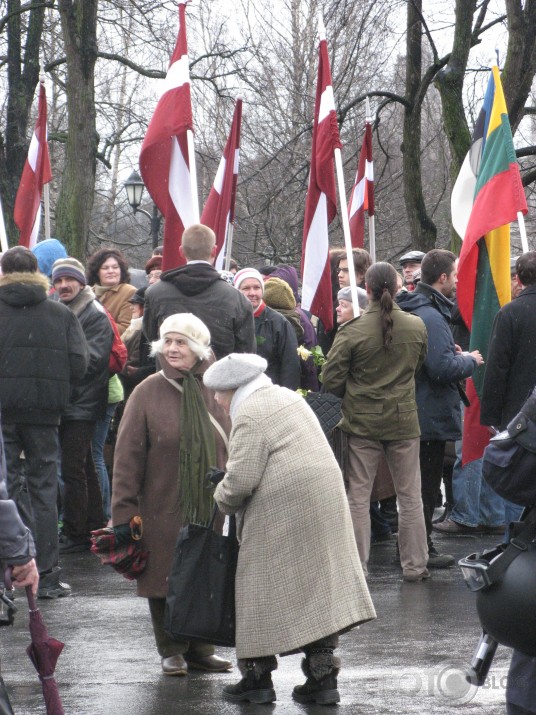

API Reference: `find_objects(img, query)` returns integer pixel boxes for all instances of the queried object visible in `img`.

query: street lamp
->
[124,170,162,250]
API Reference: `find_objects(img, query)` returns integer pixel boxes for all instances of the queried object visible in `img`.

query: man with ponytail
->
[322,262,430,582]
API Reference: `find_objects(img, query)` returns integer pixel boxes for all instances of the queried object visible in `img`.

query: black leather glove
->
[206,467,226,486]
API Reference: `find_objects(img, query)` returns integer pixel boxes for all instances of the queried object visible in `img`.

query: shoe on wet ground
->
[403,569,431,582]
[186,655,232,672]
[427,546,455,569]
[38,568,72,599]
[223,672,276,703]
[59,533,90,554]
[162,655,188,676]
[432,519,483,536]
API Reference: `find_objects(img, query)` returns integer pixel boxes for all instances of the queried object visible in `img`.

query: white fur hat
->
[203,353,267,391]
[152,313,211,360]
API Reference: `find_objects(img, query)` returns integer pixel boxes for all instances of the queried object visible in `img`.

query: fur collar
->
[0,271,50,291]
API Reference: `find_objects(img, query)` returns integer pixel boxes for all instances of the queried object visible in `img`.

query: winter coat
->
[0,271,88,426]
[255,305,300,390]
[481,285,536,429]
[142,262,256,358]
[0,422,35,566]
[111,357,230,598]
[93,282,136,335]
[214,384,376,659]
[397,282,476,441]
[62,288,114,422]
[322,303,427,440]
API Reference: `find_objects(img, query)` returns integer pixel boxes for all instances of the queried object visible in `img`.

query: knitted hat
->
[32,238,68,278]
[233,267,265,293]
[264,277,296,310]
[204,353,267,391]
[152,313,211,361]
[51,257,86,286]
[145,255,162,274]
[129,286,147,305]
[159,313,210,345]
[337,285,369,310]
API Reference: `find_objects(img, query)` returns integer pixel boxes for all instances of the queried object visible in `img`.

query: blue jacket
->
[397,283,475,440]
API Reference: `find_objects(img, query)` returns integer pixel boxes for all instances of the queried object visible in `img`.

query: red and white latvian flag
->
[139,1,198,271]
[300,33,342,333]
[200,98,242,270]
[14,82,52,249]
[347,121,374,248]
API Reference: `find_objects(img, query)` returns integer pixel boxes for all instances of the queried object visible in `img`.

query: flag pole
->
[186,129,200,222]
[40,70,51,241]
[0,195,8,252]
[224,223,234,271]
[365,97,376,262]
[318,14,359,318]
[517,211,529,253]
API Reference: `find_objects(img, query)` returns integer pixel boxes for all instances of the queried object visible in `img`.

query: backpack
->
[102,306,127,375]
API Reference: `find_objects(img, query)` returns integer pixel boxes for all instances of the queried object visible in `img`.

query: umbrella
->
[90,517,149,581]
[4,569,65,715]
[25,586,65,715]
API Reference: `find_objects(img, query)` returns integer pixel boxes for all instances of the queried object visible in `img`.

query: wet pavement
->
[2,530,511,714]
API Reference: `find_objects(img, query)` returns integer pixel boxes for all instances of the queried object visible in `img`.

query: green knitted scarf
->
[178,370,216,525]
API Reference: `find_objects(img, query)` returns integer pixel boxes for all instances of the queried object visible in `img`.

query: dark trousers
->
[59,420,104,540]
[420,439,446,544]
[3,423,60,575]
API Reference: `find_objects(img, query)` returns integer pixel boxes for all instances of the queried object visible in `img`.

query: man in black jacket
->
[143,224,255,358]
[0,247,88,599]
[53,257,113,555]
[481,251,536,430]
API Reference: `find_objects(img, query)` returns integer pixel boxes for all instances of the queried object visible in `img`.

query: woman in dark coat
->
[111,313,232,677]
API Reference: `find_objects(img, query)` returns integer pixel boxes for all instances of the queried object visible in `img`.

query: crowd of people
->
[1,225,535,711]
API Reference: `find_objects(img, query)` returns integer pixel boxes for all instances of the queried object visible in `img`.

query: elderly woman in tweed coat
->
[204,353,376,705]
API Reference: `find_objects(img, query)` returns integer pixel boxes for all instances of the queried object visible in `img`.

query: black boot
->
[223,657,276,704]
[292,648,340,705]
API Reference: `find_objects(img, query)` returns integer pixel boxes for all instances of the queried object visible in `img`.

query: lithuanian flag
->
[454,65,527,464]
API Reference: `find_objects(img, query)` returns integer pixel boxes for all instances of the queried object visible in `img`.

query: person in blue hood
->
[32,238,68,278]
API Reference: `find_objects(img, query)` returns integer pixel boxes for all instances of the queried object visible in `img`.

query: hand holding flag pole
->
[317,14,360,319]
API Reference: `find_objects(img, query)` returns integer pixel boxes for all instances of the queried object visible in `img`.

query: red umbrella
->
[25,585,65,714]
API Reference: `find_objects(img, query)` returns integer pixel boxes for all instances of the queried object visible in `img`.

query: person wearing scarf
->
[111,313,232,677]
[233,268,300,390]
[204,353,375,705]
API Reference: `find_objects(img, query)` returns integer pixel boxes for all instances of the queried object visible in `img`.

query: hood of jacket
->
[397,281,454,322]
[161,262,222,297]
[0,271,50,307]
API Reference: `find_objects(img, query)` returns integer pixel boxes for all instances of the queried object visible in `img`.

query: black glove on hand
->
[113,523,133,546]
[206,467,226,486]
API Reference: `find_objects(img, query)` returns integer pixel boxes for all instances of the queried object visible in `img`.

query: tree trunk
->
[402,0,437,253]
[55,0,98,259]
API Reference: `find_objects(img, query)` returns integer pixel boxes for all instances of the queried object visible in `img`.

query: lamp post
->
[124,170,162,250]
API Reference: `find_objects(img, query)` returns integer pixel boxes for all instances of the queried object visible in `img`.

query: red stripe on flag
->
[139,2,197,271]
[348,122,374,248]
[14,83,52,249]
[457,165,525,330]
[200,99,242,269]
[462,379,490,465]
[300,37,341,333]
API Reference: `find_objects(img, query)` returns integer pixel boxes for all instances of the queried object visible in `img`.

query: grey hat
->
[399,250,425,266]
[203,353,267,391]
[337,285,369,310]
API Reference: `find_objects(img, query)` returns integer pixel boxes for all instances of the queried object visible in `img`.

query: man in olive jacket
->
[0,247,88,599]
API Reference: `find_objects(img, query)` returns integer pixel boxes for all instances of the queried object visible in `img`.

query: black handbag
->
[164,505,238,647]
[482,386,536,506]
[305,391,342,437]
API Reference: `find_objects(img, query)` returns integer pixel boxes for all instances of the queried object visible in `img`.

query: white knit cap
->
[233,267,265,293]
[203,353,267,391]
[152,313,211,360]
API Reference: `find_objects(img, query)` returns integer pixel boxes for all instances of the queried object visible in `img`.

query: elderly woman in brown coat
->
[111,313,232,677]
[203,353,376,705]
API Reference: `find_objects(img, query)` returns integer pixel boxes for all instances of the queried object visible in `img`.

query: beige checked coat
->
[214,384,376,659]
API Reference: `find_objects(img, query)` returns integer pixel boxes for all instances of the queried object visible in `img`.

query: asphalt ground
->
[1,529,511,715]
